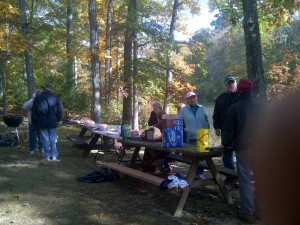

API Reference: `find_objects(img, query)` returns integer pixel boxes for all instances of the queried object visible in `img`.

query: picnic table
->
[66,123,122,157]
[103,139,234,217]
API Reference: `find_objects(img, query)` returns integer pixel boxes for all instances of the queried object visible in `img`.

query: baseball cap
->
[186,91,196,98]
[225,76,236,83]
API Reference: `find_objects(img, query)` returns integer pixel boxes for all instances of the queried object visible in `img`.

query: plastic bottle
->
[123,125,130,141]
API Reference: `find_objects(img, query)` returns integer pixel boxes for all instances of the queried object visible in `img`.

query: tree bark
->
[88,0,101,123]
[122,0,134,126]
[18,0,34,99]
[105,0,114,105]
[132,0,139,130]
[242,0,266,101]
[0,52,7,116]
[116,31,122,103]
[66,0,75,89]
[164,0,180,113]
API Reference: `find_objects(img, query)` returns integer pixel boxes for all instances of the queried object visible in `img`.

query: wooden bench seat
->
[67,134,88,145]
[165,154,237,178]
[102,162,164,186]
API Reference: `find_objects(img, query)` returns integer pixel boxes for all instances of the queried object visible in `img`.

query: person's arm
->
[221,109,236,147]
[22,99,33,110]
[212,96,222,135]
[203,107,210,129]
[56,99,63,122]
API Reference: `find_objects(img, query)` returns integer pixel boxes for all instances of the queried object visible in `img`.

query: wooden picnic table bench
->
[165,153,237,178]
[102,162,164,186]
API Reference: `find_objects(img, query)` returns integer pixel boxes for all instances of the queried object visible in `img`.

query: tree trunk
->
[0,52,7,117]
[66,0,75,89]
[116,31,122,104]
[242,0,266,101]
[105,0,114,105]
[88,0,101,123]
[164,0,180,113]
[132,0,139,130]
[122,0,134,126]
[18,0,34,99]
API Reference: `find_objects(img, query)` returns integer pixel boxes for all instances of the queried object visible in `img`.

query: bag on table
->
[141,126,162,142]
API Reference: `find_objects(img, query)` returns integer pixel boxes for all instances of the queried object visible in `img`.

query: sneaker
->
[163,162,172,172]
[237,212,255,224]
[197,173,205,180]
[29,151,35,156]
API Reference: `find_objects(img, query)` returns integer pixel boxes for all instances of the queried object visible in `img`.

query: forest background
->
[0,0,299,129]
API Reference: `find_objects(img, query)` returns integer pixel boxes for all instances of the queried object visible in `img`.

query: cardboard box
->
[162,114,182,129]
[162,128,183,147]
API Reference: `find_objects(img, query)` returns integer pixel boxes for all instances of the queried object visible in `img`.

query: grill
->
[3,115,23,142]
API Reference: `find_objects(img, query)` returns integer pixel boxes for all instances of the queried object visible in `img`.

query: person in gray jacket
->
[178,91,210,179]
[23,89,43,156]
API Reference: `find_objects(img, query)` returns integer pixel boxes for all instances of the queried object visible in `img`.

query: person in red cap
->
[221,78,264,224]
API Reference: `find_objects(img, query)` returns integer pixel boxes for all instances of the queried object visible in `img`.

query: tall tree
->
[18,0,34,99]
[88,0,101,123]
[122,0,134,126]
[132,0,139,130]
[242,0,266,100]
[66,0,75,89]
[164,0,181,113]
[116,31,122,103]
[104,0,114,105]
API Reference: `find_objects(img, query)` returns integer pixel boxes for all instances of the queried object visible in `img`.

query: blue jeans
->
[222,151,235,170]
[236,148,255,214]
[29,123,42,152]
[39,128,58,160]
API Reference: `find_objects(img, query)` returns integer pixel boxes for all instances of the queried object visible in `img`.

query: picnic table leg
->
[79,127,88,137]
[174,158,199,217]
[82,133,101,157]
[205,158,234,205]
[130,147,141,165]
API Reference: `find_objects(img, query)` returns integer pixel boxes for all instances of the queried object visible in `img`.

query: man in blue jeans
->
[213,76,238,180]
[31,83,63,161]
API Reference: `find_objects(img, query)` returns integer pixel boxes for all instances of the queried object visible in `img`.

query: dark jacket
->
[221,93,263,149]
[31,91,63,129]
[213,91,238,130]
[148,111,158,126]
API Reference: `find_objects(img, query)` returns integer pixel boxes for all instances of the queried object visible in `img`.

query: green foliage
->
[6,77,27,112]
[100,99,123,124]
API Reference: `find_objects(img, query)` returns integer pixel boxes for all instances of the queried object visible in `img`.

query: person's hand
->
[215,129,221,136]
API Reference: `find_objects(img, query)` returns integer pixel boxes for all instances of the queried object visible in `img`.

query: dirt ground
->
[0,121,267,225]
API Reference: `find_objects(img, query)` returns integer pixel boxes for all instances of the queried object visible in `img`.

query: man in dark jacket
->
[32,83,63,161]
[213,76,238,172]
[222,79,263,224]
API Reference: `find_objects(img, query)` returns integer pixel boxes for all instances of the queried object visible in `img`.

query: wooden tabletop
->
[120,138,227,158]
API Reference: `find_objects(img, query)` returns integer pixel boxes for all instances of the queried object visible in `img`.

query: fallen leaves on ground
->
[12,195,24,200]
